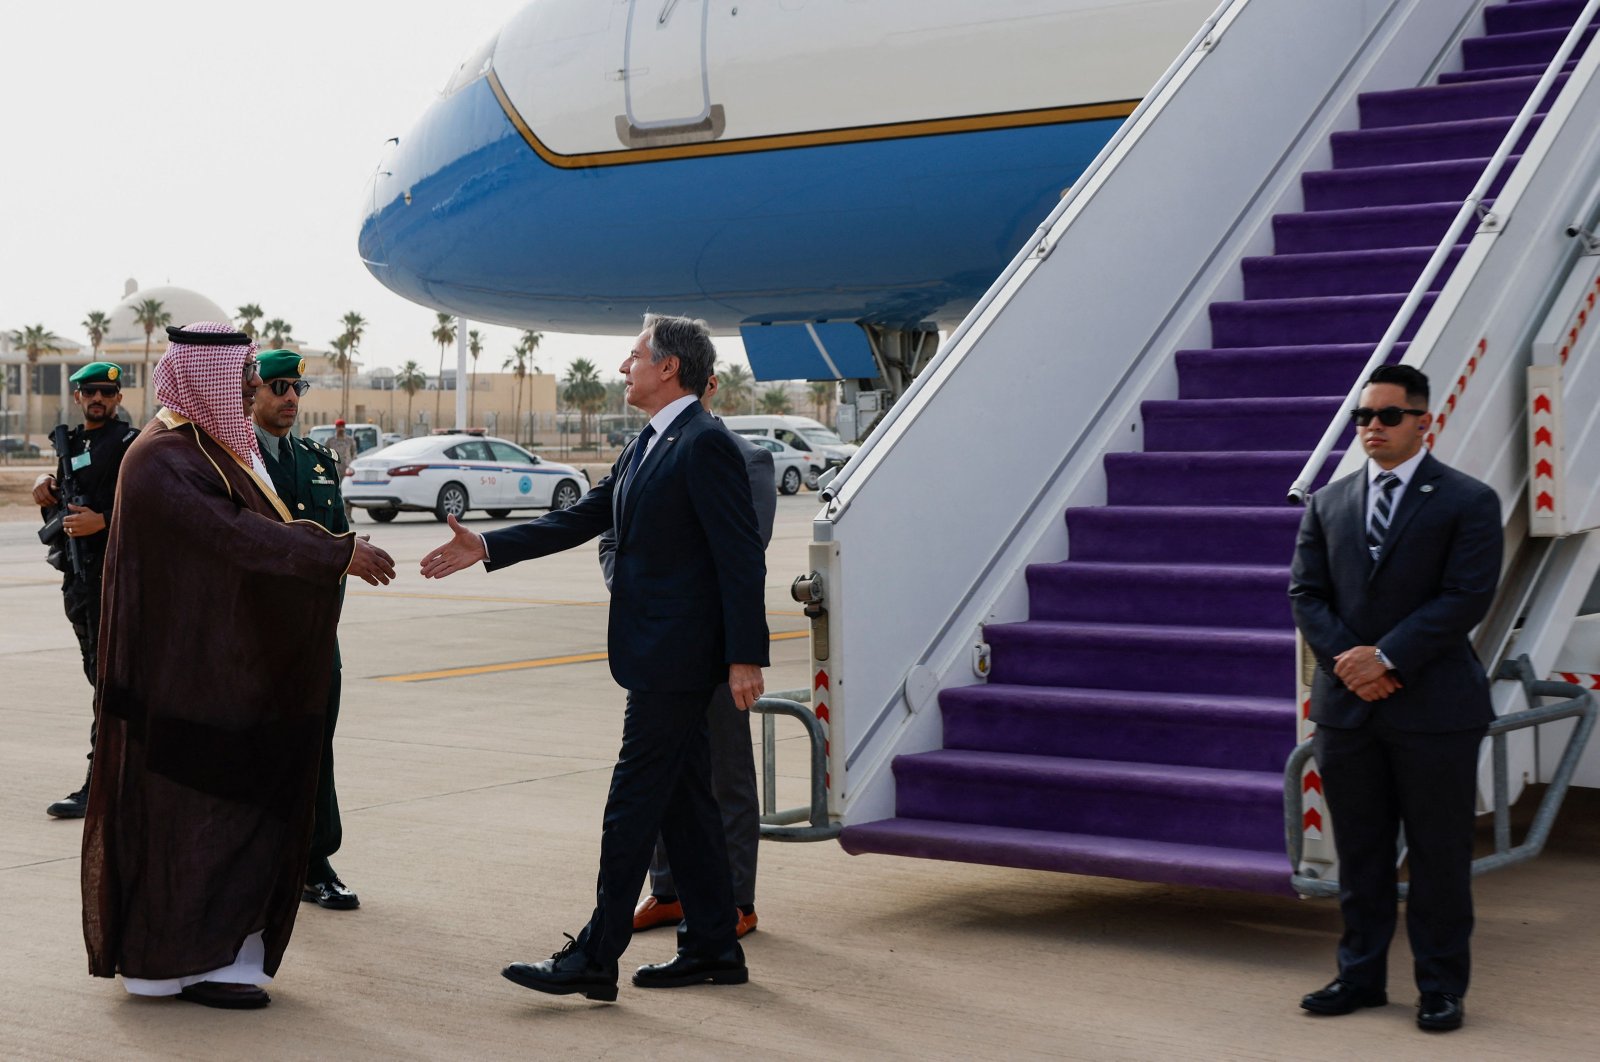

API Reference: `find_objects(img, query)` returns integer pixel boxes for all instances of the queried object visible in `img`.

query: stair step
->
[1210,292,1437,348]
[1358,72,1568,127]
[1331,114,1541,169]
[1176,342,1409,399]
[1461,23,1594,71]
[1438,58,1577,84]
[1302,155,1517,211]
[890,749,1286,851]
[1141,395,1345,453]
[1065,505,1305,565]
[985,621,1296,697]
[1484,0,1588,37]
[1240,245,1464,300]
[1273,201,1480,254]
[1026,562,1293,629]
[838,818,1296,895]
[1104,450,1337,507]
[940,684,1297,770]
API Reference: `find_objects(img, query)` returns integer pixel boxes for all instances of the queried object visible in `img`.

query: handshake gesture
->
[421,515,487,579]
[348,535,398,586]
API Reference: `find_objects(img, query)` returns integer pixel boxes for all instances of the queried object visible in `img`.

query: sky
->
[0,1,744,379]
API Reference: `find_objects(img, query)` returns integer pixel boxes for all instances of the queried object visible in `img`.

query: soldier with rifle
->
[32,362,139,819]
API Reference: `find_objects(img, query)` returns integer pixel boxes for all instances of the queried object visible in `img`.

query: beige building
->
[3,281,558,446]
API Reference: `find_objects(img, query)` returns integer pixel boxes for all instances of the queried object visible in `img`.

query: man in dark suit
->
[421,314,769,1002]
[598,372,777,941]
[1289,364,1503,1033]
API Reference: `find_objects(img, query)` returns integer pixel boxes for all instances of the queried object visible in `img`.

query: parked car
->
[0,436,42,459]
[379,432,404,448]
[307,422,382,455]
[743,436,811,495]
[342,433,589,522]
[721,415,857,489]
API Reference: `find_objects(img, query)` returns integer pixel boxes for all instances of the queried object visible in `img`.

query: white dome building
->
[105,281,232,344]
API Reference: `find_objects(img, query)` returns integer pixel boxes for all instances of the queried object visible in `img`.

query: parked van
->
[720,415,857,490]
[307,422,382,455]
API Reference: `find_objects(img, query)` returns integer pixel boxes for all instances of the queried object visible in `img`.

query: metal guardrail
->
[1286,0,1600,505]
[1284,655,1596,898]
[752,691,840,842]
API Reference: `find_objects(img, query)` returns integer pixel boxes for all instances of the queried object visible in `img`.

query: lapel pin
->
[1420,484,1435,493]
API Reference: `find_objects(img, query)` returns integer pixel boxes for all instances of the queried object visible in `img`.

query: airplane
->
[357,0,1215,413]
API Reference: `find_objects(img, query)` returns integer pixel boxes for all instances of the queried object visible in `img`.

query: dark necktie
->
[1368,471,1400,560]
[279,435,292,467]
[622,425,656,507]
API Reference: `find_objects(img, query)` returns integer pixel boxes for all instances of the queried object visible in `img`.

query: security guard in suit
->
[33,361,139,819]
[251,349,360,910]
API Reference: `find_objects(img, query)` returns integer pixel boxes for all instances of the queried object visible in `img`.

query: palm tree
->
[340,311,367,417]
[82,310,111,358]
[6,325,63,439]
[130,298,171,420]
[717,361,754,413]
[465,329,486,426]
[810,380,836,423]
[261,318,294,348]
[562,358,607,447]
[760,386,793,414]
[236,303,264,339]
[396,360,427,436]
[521,331,543,440]
[327,335,353,418]
[503,343,530,444]
[430,313,457,426]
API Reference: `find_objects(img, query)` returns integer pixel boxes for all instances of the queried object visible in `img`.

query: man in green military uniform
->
[32,362,139,818]
[251,349,361,910]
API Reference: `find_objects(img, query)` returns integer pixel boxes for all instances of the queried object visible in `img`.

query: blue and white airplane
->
[358,0,1212,387]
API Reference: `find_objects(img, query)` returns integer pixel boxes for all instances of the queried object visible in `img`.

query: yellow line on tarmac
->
[376,630,811,683]
[349,588,802,618]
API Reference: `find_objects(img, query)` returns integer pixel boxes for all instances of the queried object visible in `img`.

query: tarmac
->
[2,497,1597,1060]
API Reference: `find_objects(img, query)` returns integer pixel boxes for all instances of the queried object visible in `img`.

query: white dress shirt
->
[1365,446,1427,529]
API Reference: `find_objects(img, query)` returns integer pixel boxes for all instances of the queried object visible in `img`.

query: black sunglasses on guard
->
[1349,405,1428,427]
[267,379,311,397]
[77,384,120,398]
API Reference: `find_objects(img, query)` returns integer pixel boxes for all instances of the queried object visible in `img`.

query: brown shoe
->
[735,909,758,939]
[633,896,684,931]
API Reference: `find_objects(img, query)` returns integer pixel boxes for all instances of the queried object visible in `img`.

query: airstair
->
[806,0,1600,895]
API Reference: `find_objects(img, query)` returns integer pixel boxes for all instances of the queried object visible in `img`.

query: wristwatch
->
[1374,646,1394,671]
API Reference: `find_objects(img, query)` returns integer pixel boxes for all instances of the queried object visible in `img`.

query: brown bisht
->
[82,411,356,981]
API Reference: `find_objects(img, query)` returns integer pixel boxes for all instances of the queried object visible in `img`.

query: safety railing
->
[1283,656,1596,898]
[1287,0,1600,505]
[752,691,839,842]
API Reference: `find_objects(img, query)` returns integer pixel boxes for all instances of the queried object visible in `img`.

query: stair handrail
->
[1283,657,1596,898]
[1287,0,1600,505]
[750,695,841,842]
[820,0,1240,510]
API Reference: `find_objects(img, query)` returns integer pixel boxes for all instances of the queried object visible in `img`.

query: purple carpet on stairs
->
[839,2,1582,894]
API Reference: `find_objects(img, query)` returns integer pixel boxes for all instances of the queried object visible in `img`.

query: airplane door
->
[624,0,711,130]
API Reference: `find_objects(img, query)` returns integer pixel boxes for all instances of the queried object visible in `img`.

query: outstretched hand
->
[421,514,487,579]
[348,534,397,586]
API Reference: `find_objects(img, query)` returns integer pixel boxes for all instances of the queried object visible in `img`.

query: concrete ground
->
[1,498,1596,1060]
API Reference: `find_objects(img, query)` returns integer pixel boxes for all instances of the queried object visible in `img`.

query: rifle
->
[38,424,86,577]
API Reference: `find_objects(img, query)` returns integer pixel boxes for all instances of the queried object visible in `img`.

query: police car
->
[343,433,589,522]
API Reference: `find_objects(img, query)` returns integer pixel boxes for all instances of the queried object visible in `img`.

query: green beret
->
[257,349,307,381]
[70,362,125,387]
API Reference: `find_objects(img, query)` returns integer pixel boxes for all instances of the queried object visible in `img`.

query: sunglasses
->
[267,379,311,397]
[1349,405,1428,427]
[242,358,259,383]
[77,385,120,398]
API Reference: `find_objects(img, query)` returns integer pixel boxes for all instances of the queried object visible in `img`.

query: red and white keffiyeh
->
[154,321,261,465]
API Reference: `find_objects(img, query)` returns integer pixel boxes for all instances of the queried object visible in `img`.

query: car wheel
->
[434,482,469,522]
[551,480,581,510]
[804,467,821,491]
[780,466,802,495]
[486,509,511,519]
[370,507,399,523]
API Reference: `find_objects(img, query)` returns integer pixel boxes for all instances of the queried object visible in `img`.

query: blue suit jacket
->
[483,401,769,692]
[1289,452,1503,732]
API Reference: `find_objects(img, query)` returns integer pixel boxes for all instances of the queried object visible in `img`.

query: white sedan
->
[742,435,811,495]
[343,434,590,522]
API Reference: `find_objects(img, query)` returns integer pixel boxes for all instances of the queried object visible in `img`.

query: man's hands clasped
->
[1334,645,1402,703]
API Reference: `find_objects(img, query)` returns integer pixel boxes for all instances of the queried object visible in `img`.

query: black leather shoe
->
[178,981,271,1009]
[47,774,90,819]
[1417,992,1464,1031]
[301,877,360,910]
[1300,979,1388,1015]
[503,935,619,1002]
[632,944,748,989]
